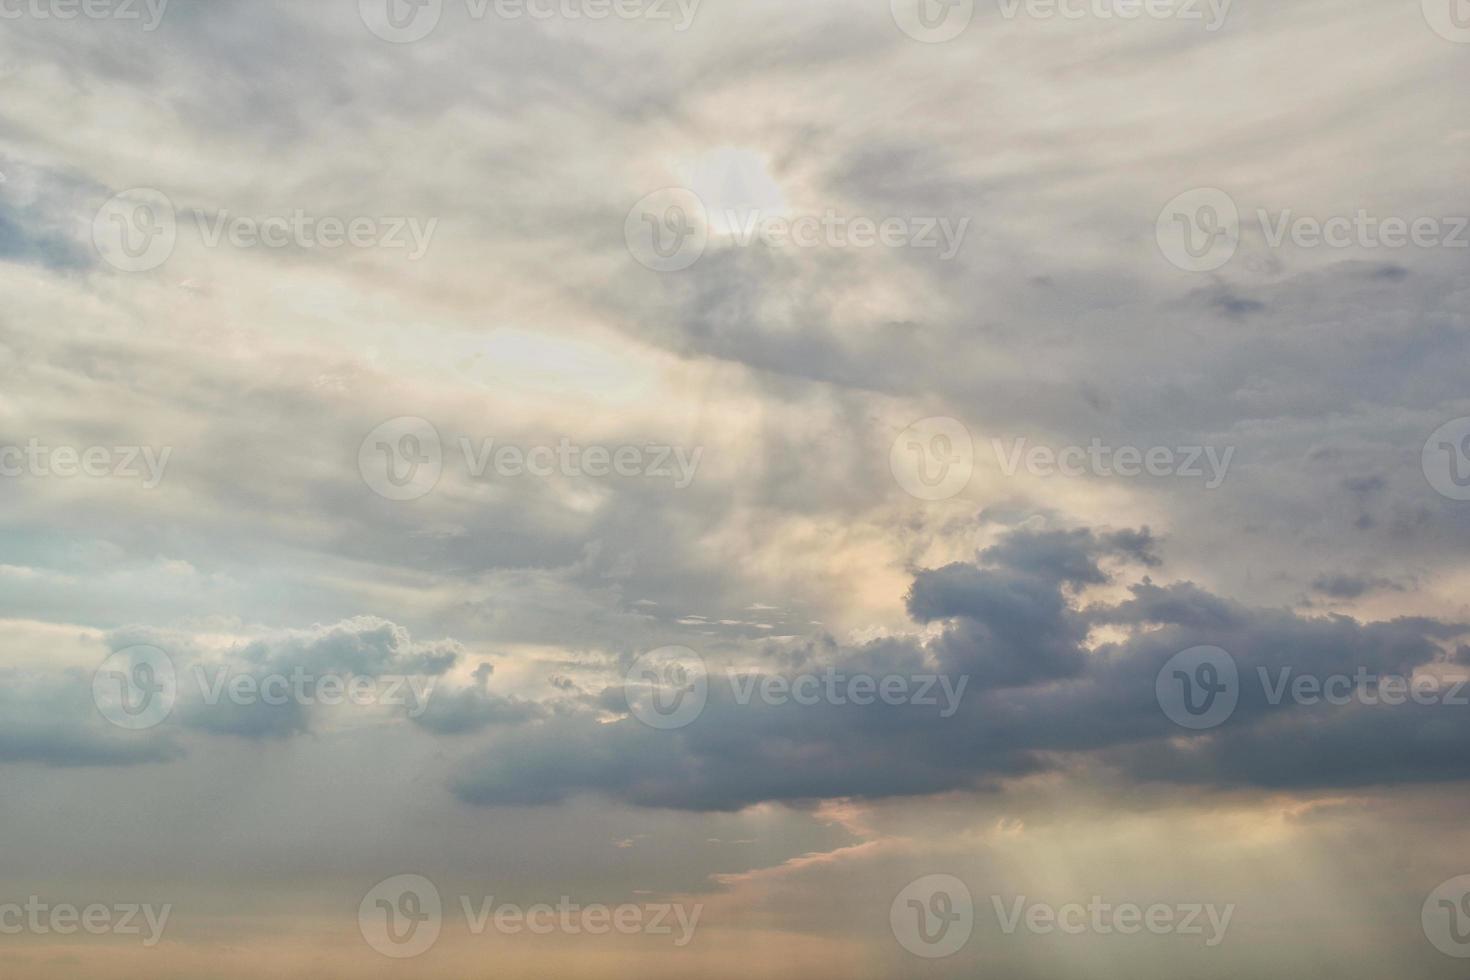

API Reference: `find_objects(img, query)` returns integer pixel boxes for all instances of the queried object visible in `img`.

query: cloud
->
[450,524,1468,811]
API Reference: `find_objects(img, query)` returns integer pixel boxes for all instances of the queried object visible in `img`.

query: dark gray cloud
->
[450,524,1468,811]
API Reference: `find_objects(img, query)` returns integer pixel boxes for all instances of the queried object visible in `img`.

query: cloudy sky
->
[2,0,1469,975]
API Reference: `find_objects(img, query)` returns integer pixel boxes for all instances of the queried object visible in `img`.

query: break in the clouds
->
[0,0,1468,976]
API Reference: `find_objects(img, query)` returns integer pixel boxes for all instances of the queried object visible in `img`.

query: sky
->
[1,0,1469,976]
